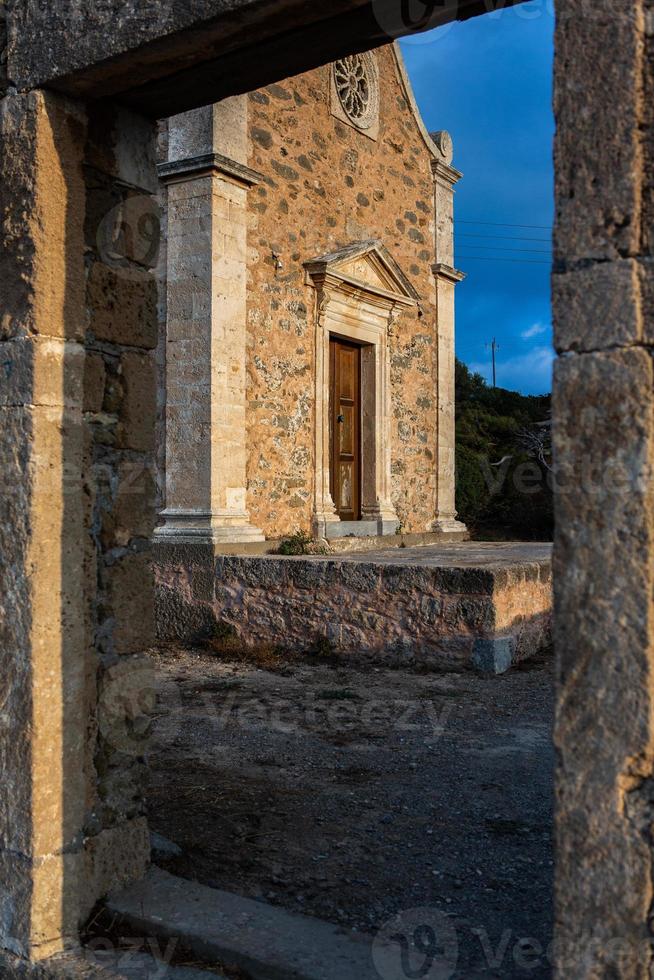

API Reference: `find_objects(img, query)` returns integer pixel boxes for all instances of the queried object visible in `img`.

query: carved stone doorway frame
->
[304,242,419,539]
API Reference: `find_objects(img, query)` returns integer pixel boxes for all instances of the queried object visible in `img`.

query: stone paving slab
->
[307,541,552,567]
[106,867,382,980]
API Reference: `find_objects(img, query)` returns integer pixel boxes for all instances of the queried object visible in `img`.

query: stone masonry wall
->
[245,44,440,537]
[82,102,158,896]
[219,556,551,666]
[552,2,654,975]
[154,550,551,667]
[0,90,154,959]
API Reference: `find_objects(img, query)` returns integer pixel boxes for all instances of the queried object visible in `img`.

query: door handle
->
[337,414,345,423]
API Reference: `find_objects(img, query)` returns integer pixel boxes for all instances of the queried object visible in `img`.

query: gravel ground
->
[146,646,554,979]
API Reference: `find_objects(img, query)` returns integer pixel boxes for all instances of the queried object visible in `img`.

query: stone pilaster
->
[155,101,264,545]
[430,134,467,538]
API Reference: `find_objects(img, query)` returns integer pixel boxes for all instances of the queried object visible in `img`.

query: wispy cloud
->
[468,344,554,395]
[521,321,548,340]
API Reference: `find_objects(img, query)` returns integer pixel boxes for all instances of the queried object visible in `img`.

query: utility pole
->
[486,337,500,387]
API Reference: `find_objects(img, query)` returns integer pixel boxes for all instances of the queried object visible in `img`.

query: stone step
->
[105,867,381,980]
[0,948,226,979]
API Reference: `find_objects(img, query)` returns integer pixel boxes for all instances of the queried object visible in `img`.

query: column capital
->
[432,262,466,284]
[431,158,463,187]
[158,151,263,188]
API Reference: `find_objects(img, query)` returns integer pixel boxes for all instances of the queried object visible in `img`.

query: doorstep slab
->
[106,868,381,980]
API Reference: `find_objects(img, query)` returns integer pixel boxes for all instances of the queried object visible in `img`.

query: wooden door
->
[329,337,361,521]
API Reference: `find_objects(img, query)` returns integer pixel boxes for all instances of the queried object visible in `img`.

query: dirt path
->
[146,647,554,979]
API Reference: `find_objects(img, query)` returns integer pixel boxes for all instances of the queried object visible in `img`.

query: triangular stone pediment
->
[304,240,421,303]
[338,254,392,292]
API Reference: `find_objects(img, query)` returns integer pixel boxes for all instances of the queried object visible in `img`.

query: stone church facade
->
[155,42,466,546]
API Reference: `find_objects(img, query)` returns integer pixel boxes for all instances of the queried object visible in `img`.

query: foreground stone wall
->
[244,44,441,537]
[552,2,654,975]
[0,90,154,961]
[0,88,89,961]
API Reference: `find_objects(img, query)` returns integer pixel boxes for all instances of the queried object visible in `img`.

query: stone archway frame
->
[304,241,420,539]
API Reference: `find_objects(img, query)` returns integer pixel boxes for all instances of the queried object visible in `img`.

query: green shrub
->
[276,530,315,555]
[455,359,553,540]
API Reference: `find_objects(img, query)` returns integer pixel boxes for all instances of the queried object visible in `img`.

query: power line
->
[458,220,552,230]
[460,244,552,254]
[460,232,551,243]
[456,255,551,265]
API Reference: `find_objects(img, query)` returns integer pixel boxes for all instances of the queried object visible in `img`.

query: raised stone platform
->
[154,542,552,672]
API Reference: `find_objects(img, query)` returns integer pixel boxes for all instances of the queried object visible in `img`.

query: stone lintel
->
[432,263,466,284]
[158,152,263,187]
[309,270,418,312]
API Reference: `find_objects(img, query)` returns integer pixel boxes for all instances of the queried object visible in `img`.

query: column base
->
[431,517,469,539]
[154,509,265,545]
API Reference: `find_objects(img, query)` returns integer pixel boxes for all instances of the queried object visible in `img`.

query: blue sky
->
[400,2,554,395]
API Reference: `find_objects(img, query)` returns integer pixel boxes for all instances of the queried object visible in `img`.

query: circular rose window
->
[333,53,379,131]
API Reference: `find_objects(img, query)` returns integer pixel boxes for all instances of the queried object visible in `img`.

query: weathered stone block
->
[105,553,154,655]
[554,2,644,263]
[223,556,288,590]
[82,817,150,921]
[87,261,158,349]
[448,596,495,633]
[0,90,86,344]
[553,260,642,353]
[471,637,514,675]
[0,337,84,410]
[553,346,654,975]
[116,350,156,452]
[638,257,654,345]
[432,566,495,595]
[101,457,155,548]
[338,561,380,591]
[381,564,433,594]
[287,559,330,590]
[83,351,106,413]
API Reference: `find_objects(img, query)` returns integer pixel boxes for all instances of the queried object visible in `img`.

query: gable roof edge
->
[391,41,455,168]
